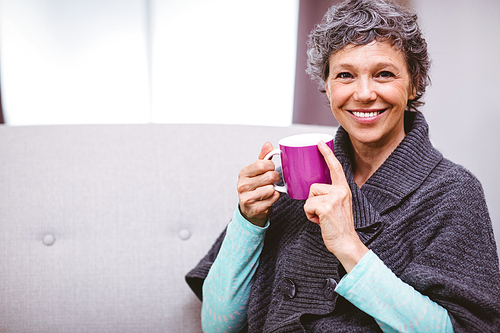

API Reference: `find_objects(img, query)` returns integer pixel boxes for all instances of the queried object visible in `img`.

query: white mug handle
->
[263,148,287,194]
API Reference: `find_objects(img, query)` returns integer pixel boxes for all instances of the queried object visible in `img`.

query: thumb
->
[318,141,346,186]
[258,142,274,160]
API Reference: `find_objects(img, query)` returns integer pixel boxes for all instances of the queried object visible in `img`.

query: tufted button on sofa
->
[0,123,336,332]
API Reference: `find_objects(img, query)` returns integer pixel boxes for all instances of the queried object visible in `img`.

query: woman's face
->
[325,41,416,151]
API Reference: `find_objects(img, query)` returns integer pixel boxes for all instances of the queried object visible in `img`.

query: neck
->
[351,133,405,187]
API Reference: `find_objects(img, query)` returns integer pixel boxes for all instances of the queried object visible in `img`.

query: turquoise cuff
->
[335,249,376,294]
[335,250,454,333]
[235,204,270,233]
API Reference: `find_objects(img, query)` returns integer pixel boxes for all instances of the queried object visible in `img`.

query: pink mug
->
[264,133,334,200]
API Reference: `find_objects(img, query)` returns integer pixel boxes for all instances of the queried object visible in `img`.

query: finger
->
[238,168,280,193]
[258,142,274,160]
[318,141,347,186]
[239,141,276,179]
[303,197,324,224]
[239,159,276,179]
[308,183,333,199]
[239,187,280,222]
[246,184,279,203]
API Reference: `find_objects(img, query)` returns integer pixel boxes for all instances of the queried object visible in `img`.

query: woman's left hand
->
[304,141,368,273]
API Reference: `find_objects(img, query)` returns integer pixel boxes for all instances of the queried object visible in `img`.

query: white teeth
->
[352,111,381,118]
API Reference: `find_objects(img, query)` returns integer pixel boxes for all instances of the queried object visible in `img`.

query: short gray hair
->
[306,0,430,111]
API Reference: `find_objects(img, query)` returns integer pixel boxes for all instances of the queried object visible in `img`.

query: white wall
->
[1,0,498,246]
[414,0,500,245]
[150,0,298,126]
[0,0,151,125]
[0,0,299,126]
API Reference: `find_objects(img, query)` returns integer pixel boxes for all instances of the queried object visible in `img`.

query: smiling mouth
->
[350,109,386,118]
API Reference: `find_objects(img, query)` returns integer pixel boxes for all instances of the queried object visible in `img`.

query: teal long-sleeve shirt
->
[201,206,454,333]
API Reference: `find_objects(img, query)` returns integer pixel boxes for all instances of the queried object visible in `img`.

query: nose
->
[353,77,376,103]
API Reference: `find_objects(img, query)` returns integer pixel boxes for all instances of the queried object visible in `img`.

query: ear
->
[409,77,419,100]
[325,82,331,100]
[409,88,417,101]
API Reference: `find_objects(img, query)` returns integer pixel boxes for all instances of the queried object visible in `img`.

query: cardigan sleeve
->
[394,165,500,332]
[201,207,268,332]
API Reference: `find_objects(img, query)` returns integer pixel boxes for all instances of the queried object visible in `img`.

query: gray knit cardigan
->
[186,111,500,332]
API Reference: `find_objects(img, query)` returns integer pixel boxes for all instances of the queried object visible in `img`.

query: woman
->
[186,0,500,331]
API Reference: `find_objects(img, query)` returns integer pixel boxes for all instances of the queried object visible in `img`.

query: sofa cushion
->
[0,123,337,332]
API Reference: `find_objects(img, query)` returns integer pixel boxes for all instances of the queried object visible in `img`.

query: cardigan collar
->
[334,111,443,229]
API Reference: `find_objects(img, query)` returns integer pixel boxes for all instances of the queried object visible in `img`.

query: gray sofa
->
[0,123,336,332]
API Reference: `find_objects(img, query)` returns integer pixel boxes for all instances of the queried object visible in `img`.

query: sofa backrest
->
[0,123,337,333]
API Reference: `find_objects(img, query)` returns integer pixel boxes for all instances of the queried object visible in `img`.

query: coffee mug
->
[264,133,334,200]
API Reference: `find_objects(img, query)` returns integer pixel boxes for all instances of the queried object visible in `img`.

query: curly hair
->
[306,0,430,111]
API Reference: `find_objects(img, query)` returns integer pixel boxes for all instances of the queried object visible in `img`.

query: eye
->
[378,71,395,78]
[336,72,353,79]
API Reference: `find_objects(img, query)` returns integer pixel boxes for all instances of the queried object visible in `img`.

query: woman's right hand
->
[237,142,281,227]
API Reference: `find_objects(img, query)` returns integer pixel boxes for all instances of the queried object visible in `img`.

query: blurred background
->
[0,0,499,248]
